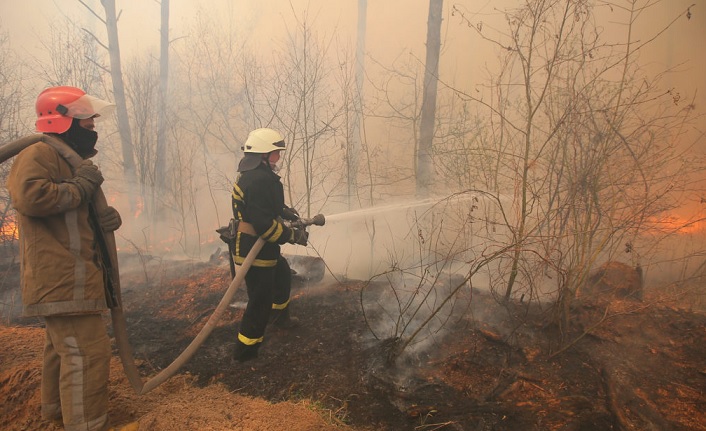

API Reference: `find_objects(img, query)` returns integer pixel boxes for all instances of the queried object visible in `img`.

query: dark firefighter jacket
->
[6,140,108,317]
[232,162,294,267]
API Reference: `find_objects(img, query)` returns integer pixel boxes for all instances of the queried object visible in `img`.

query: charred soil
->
[1,255,705,431]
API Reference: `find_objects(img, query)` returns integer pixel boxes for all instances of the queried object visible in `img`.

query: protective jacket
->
[7,140,107,317]
[231,162,293,267]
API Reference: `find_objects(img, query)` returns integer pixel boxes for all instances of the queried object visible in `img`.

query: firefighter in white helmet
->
[231,127,307,362]
[6,86,137,431]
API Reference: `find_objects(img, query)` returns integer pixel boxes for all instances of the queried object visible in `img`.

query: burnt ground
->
[2,252,706,431]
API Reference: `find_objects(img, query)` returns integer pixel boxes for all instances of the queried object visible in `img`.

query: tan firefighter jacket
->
[6,140,108,317]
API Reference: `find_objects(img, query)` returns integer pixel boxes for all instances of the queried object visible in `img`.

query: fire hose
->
[141,214,324,394]
[0,134,325,395]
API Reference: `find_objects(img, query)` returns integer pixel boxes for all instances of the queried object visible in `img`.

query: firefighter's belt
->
[237,221,257,236]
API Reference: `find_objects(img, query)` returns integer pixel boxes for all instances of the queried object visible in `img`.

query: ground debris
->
[1,260,705,431]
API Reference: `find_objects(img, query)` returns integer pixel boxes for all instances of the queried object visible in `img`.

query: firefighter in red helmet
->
[231,127,308,362]
[6,86,136,430]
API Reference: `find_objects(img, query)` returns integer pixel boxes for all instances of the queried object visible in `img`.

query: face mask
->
[268,151,283,172]
[61,118,98,158]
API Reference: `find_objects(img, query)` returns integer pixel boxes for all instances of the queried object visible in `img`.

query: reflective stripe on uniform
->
[272,299,290,310]
[262,219,285,243]
[62,335,108,431]
[233,232,277,267]
[232,184,245,221]
[232,184,244,203]
[238,332,263,346]
[233,255,278,267]
[65,210,86,301]
[65,337,85,420]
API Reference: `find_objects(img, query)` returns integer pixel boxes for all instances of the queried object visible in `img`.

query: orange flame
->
[0,217,19,241]
[646,214,705,234]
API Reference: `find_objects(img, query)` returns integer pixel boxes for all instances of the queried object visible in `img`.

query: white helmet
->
[242,128,285,154]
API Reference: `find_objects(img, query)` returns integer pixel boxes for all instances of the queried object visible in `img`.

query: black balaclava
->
[59,118,98,159]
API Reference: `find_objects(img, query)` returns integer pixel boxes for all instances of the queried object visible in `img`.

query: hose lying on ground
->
[138,238,263,394]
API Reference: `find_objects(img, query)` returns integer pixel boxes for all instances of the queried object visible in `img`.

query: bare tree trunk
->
[154,0,170,215]
[417,0,443,198]
[100,0,137,207]
[348,0,367,210]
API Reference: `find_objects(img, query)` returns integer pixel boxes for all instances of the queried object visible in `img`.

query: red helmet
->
[35,86,115,133]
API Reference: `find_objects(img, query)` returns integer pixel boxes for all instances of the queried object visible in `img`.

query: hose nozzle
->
[309,213,325,226]
[292,213,326,229]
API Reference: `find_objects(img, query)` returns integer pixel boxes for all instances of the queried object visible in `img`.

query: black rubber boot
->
[233,340,259,362]
[270,308,300,329]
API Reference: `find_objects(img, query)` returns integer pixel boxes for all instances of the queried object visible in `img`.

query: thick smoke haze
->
[2,1,702,111]
[0,1,704,298]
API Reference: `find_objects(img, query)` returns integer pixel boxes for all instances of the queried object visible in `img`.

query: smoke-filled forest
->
[1,1,705,430]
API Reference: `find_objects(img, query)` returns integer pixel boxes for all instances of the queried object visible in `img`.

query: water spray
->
[324,199,438,223]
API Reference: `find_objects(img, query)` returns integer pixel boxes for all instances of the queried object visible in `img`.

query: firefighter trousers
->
[42,313,111,431]
[237,256,292,346]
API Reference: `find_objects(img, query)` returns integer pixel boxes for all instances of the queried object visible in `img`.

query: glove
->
[282,206,300,222]
[289,228,308,246]
[99,206,122,232]
[70,160,104,201]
